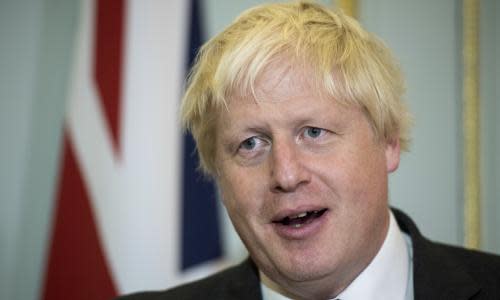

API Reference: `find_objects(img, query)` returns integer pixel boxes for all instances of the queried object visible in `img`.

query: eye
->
[240,137,258,150]
[236,136,269,160]
[304,127,324,138]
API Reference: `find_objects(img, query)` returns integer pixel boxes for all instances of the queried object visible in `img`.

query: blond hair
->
[182,1,412,176]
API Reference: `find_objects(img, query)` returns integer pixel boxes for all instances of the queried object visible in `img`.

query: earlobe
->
[385,138,401,173]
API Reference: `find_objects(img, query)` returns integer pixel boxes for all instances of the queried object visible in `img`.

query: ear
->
[385,137,401,173]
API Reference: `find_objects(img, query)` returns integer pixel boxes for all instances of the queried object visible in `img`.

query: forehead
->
[253,63,313,101]
[217,63,359,131]
[229,60,329,106]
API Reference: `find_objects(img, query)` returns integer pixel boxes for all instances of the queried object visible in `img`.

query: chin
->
[269,251,335,283]
[260,259,342,300]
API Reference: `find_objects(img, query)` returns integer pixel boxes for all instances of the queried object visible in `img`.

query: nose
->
[270,139,311,193]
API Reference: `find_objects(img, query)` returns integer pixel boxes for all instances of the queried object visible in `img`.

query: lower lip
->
[271,210,329,240]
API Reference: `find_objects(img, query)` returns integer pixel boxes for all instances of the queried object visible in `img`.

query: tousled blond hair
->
[181,1,412,176]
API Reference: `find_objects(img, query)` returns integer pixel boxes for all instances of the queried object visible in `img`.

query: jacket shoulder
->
[423,241,500,299]
[393,208,500,299]
[435,242,500,283]
[116,259,262,300]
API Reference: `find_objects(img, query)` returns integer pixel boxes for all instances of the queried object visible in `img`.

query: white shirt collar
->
[260,210,413,300]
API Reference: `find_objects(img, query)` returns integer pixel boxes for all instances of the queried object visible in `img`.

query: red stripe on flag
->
[42,134,117,300]
[94,0,125,155]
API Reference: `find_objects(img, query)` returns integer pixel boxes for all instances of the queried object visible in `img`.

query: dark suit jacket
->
[118,209,500,300]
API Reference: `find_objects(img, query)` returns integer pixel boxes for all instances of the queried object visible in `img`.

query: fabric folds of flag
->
[42,0,222,299]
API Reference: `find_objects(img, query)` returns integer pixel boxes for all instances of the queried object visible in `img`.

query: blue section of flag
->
[181,0,222,271]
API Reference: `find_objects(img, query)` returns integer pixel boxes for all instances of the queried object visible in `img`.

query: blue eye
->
[240,137,257,150]
[305,127,323,138]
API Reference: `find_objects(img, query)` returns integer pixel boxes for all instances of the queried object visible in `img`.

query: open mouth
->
[273,209,328,228]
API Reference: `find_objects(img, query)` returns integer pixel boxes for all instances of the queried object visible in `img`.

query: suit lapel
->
[392,208,481,300]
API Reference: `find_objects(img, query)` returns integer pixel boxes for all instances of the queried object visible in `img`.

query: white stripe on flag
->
[66,0,193,294]
[118,0,189,292]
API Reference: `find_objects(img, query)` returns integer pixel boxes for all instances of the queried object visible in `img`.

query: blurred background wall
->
[1,0,498,299]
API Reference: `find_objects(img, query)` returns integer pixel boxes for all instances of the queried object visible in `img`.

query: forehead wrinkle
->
[223,96,343,136]
[257,65,314,103]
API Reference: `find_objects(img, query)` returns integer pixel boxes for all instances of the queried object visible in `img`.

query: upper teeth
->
[290,212,308,219]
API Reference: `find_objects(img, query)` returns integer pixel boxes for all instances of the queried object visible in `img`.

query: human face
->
[215,64,400,299]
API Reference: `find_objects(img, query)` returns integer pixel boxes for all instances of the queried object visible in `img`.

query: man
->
[121,2,500,299]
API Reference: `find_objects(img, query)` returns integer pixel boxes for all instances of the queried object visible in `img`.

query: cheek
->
[218,169,259,215]
[348,152,389,209]
[318,147,387,197]
[217,176,239,211]
[218,175,266,246]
